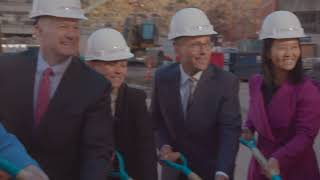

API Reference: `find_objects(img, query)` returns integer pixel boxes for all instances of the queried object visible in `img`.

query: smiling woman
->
[84,28,158,180]
[262,38,303,86]
[242,11,320,180]
[270,39,301,81]
[88,60,128,89]
[84,28,134,92]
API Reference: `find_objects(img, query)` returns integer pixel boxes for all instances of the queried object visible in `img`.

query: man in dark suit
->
[0,0,114,180]
[85,28,158,180]
[152,8,241,180]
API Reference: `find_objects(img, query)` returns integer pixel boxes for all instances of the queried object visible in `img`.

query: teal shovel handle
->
[160,154,192,176]
[109,151,133,180]
[0,156,21,177]
[239,137,282,180]
[239,137,257,149]
[271,171,282,180]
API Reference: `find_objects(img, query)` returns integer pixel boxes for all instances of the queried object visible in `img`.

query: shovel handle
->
[109,151,133,180]
[160,154,202,180]
[239,137,282,180]
[0,156,21,177]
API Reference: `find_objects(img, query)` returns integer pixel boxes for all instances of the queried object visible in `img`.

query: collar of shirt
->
[36,52,72,76]
[179,64,203,86]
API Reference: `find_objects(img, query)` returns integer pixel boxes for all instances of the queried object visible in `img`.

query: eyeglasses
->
[187,42,213,52]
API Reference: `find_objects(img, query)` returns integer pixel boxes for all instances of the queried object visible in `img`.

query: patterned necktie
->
[187,78,196,111]
[182,78,196,117]
[35,68,53,126]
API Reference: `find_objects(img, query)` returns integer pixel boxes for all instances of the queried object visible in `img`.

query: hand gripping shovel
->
[109,151,134,180]
[160,153,202,180]
[0,156,21,177]
[239,137,282,180]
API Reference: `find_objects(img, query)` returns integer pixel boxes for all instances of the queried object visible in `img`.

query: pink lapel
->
[248,75,275,142]
[267,81,296,129]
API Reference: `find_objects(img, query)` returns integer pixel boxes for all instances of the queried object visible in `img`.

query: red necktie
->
[35,68,53,126]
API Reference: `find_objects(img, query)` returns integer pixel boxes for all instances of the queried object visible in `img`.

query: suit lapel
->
[267,82,295,129]
[249,76,275,142]
[163,65,185,137]
[171,65,184,121]
[115,84,128,123]
[16,50,37,129]
[36,58,80,131]
[186,66,219,121]
[113,84,129,147]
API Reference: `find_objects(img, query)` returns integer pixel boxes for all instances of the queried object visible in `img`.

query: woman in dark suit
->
[84,28,158,180]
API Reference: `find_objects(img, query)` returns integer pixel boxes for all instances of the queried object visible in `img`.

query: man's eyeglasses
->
[187,42,213,52]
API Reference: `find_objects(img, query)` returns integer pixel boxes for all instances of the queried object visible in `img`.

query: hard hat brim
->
[85,52,134,62]
[29,12,87,20]
[168,30,217,40]
[259,32,306,40]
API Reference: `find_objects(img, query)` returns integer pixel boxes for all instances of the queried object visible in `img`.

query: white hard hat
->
[168,8,217,40]
[259,11,306,40]
[85,28,134,61]
[29,0,87,20]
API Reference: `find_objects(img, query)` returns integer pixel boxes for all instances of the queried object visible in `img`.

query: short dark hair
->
[172,36,187,45]
[32,16,53,26]
[32,17,40,25]
[261,38,304,86]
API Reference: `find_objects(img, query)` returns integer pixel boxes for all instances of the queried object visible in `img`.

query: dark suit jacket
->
[113,84,157,180]
[0,49,114,180]
[151,63,241,179]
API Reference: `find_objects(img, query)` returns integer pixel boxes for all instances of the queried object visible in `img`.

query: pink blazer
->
[245,74,320,180]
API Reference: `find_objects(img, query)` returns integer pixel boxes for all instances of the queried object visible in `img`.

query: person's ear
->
[32,23,41,39]
[85,61,94,68]
[173,41,182,57]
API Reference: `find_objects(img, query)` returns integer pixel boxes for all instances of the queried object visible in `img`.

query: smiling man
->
[152,8,241,180]
[0,0,114,180]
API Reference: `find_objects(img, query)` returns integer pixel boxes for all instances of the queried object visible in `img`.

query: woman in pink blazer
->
[242,11,320,180]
